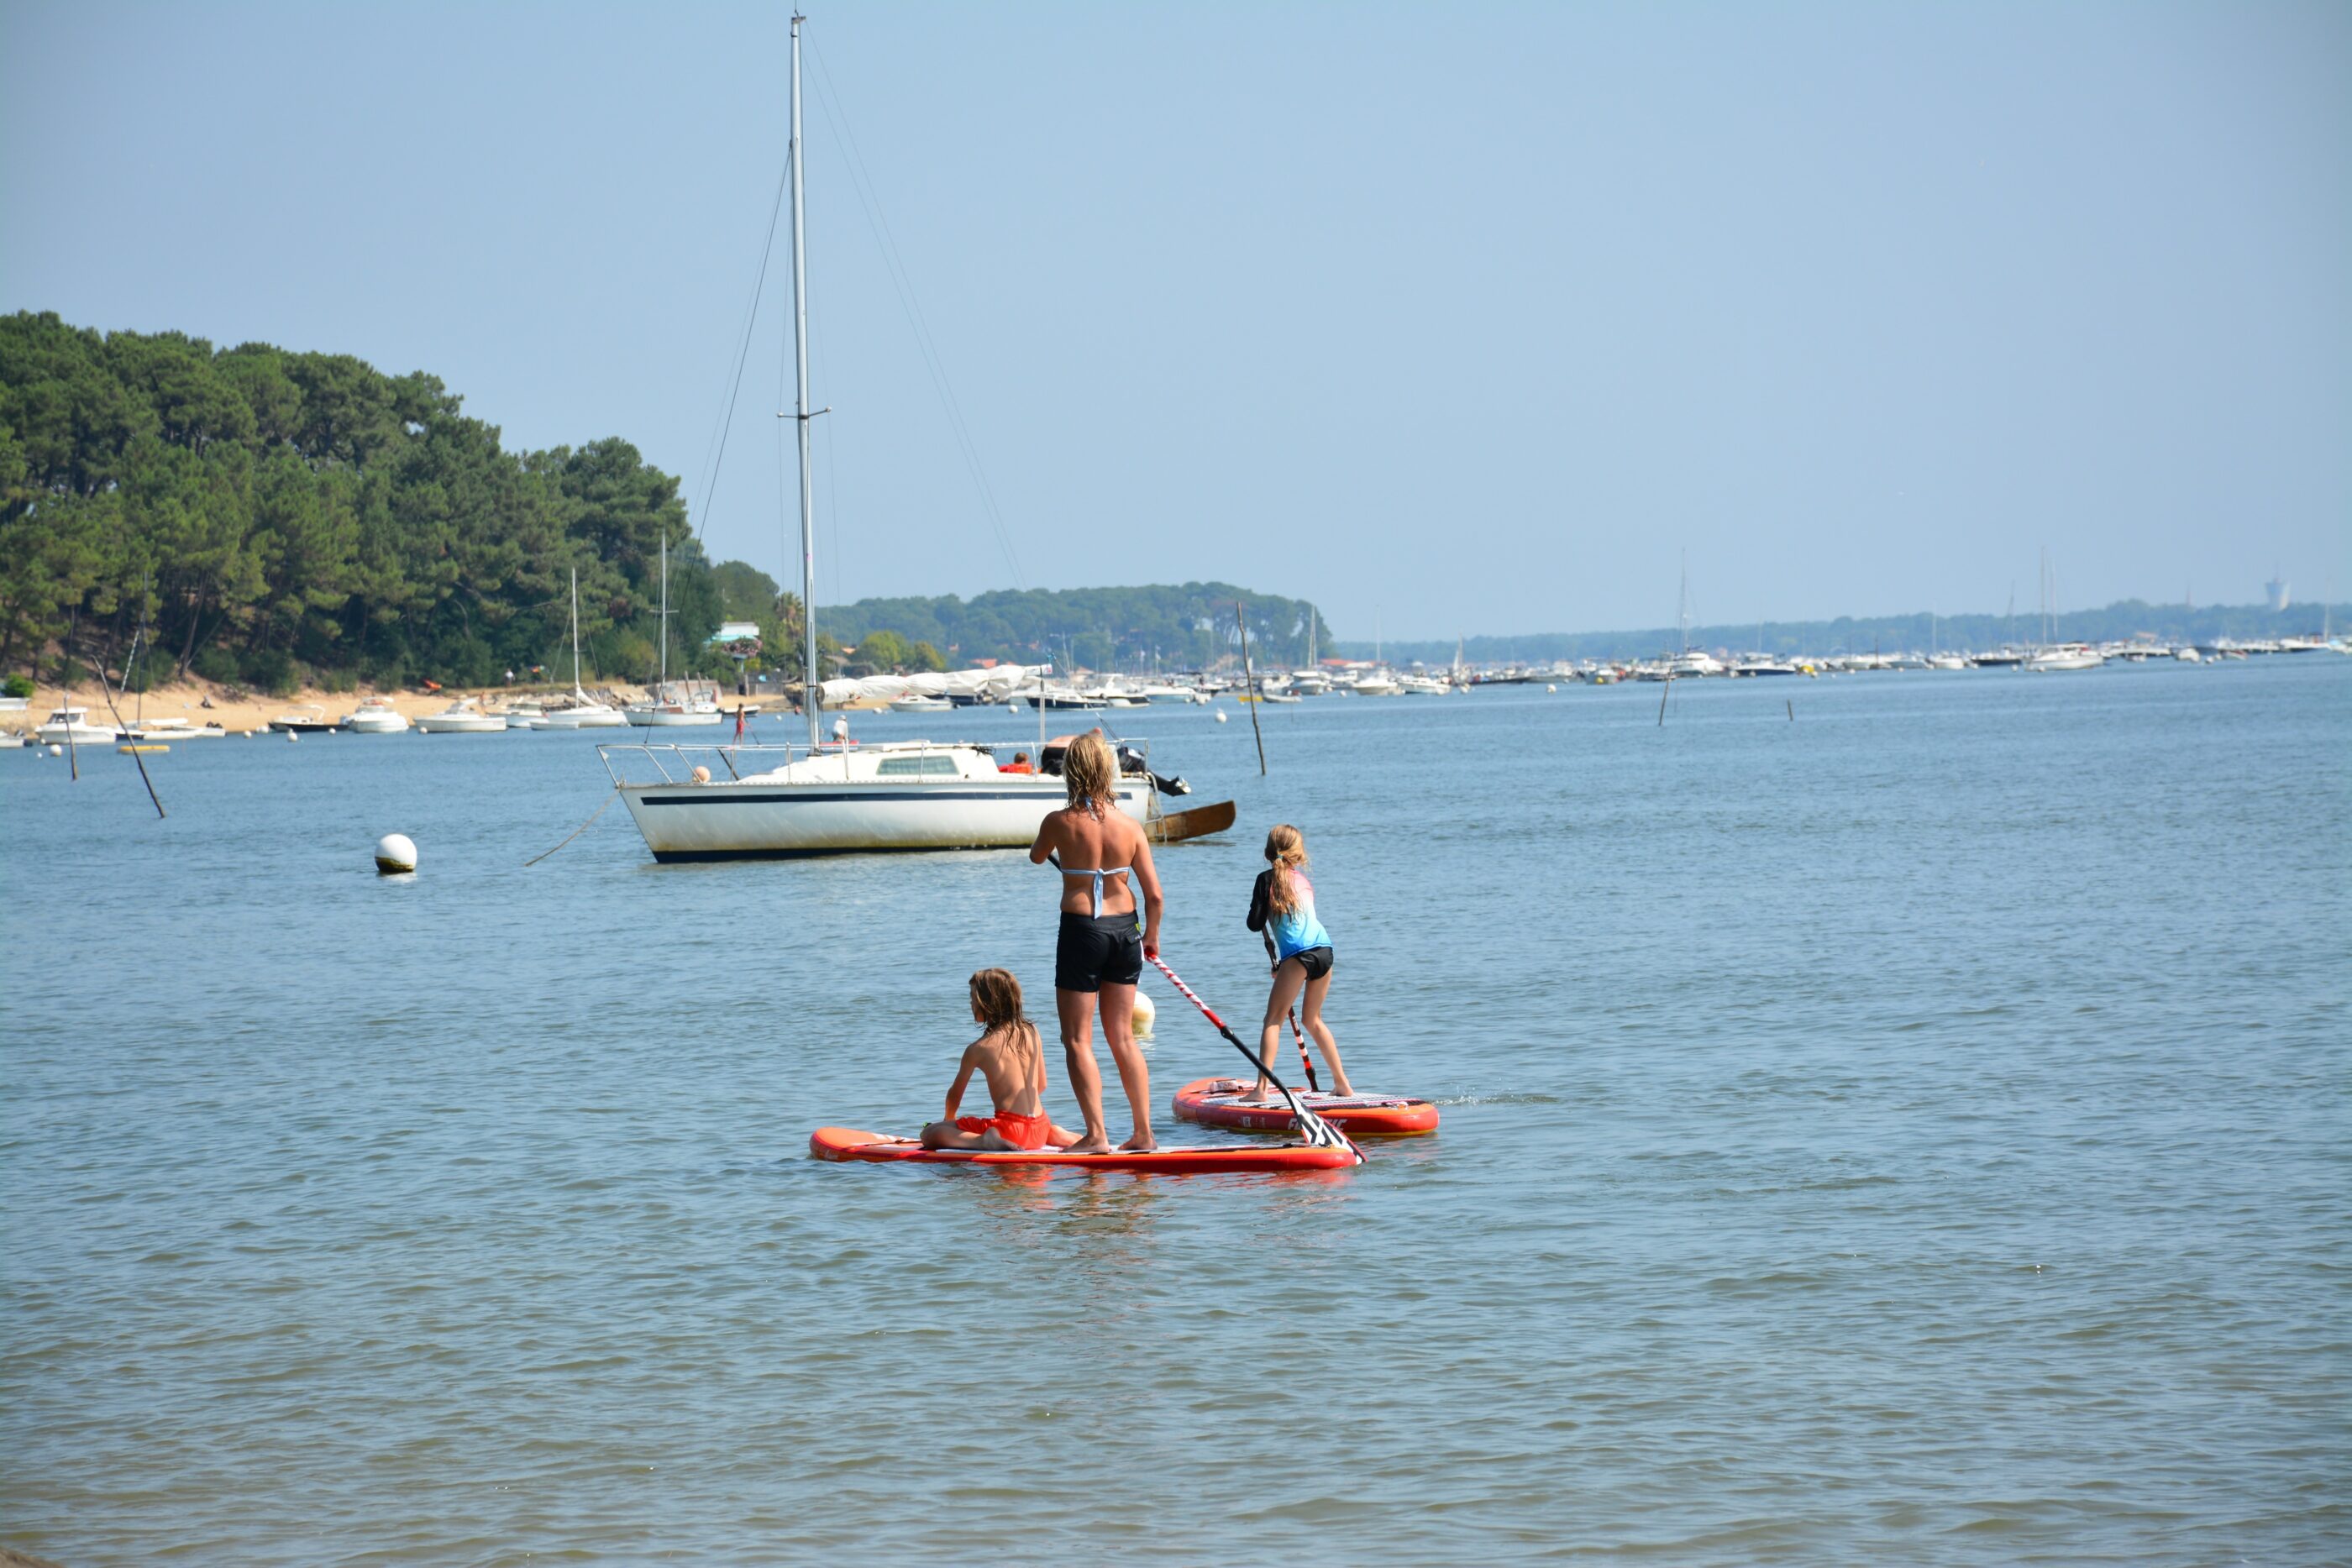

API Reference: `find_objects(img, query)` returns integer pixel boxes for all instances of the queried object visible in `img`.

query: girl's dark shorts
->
[1057,911,1143,993]
[1288,945,1335,981]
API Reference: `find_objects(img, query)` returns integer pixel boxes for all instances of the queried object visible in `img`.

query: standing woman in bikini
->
[1029,731,1164,1153]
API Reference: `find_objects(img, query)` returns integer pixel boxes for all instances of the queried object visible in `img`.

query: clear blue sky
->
[4,1,2345,639]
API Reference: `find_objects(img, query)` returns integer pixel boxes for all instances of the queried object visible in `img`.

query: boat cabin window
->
[876,753,962,778]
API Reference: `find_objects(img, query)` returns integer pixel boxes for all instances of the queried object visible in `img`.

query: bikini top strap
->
[1048,857,1133,918]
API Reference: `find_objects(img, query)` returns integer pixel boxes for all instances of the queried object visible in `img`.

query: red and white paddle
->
[1147,955,1361,1163]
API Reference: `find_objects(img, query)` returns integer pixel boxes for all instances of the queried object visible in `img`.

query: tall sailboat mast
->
[788,13,822,749]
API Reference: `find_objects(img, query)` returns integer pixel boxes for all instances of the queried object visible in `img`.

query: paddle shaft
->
[1286,1008,1321,1093]
[1150,955,1282,1081]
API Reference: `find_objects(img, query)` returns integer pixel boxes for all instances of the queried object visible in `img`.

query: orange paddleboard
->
[1172,1078,1440,1136]
[809,1125,1358,1173]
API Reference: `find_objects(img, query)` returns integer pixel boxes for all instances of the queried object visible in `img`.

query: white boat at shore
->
[415,698,507,733]
[533,569,631,727]
[123,716,228,740]
[1352,672,1403,696]
[34,706,119,745]
[340,698,411,734]
[268,706,339,733]
[890,694,953,713]
[625,540,723,726]
[2026,643,2105,673]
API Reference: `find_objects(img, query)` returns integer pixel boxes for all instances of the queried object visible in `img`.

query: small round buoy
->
[1130,989,1157,1037]
[47,742,62,756]
[690,764,712,784]
[375,833,417,875]
[286,729,299,743]
[1214,710,1228,724]
[1546,684,1558,693]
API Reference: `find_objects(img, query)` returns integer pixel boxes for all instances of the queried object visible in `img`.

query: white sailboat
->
[625,538,723,726]
[536,567,627,728]
[606,18,1147,859]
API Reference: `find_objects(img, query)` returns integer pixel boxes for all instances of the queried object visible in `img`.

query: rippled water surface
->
[4,660,2346,1565]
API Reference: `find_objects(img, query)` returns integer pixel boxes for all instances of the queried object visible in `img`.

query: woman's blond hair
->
[1062,731,1119,820]
[1263,823,1309,915]
[969,968,1041,1069]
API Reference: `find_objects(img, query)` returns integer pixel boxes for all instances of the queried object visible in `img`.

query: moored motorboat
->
[2026,643,2105,672]
[35,706,121,745]
[267,706,339,734]
[415,697,507,733]
[339,698,410,734]
[123,716,228,740]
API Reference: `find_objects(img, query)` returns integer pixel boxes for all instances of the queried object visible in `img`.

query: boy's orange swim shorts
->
[957,1110,1053,1150]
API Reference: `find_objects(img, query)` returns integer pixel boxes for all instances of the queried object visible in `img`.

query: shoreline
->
[0,676,772,738]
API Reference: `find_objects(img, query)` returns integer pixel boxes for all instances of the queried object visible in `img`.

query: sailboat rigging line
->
[806,39,1026,589]
[692,155,793,540]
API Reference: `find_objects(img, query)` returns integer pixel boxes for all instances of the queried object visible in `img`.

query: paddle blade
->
[1278,1087,1364,1165]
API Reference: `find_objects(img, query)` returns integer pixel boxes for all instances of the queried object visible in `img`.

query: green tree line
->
[819,583,1330,672]
[0,314,1324,693]
[0,312,783,695]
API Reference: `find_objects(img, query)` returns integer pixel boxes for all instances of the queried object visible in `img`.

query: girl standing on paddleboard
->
[1242,824,1355,1104]
[921,968,1079,1151]
[1029,731,1164,1153]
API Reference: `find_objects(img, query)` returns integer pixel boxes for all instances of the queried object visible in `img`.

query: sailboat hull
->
[618,778,1150,859]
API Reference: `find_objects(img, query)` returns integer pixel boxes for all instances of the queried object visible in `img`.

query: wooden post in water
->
[1236,601,1267,775]
[1656,673,1672,726]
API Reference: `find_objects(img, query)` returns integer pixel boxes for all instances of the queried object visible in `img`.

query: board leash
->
[1148,955,1361,1163]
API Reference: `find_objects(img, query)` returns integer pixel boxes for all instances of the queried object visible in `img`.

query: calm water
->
[3,660,2346,1565]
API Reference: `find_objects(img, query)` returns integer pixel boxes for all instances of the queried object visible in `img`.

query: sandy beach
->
[0,676,777,739]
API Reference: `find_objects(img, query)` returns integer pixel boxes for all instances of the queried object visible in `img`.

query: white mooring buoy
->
[47,742,62,756]
[1130,989,1157,1037]
[286,728,299,743]
[1547,684,1558,693]
[1213,710,1228,724]
[375,833,417,875]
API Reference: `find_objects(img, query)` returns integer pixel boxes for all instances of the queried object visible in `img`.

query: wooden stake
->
[1237,601,1267,775]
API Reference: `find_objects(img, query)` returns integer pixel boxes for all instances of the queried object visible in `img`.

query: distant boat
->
[339,698,410,734]
[35,705,118,745]
[2025,644,2104,673]
[267,706,339,734]
[123,716,228,740]
[889,694,953,713]
[624,538,723,727]
[1351,672,1403,696]
[537,569,629,728]
[415,697,507,733]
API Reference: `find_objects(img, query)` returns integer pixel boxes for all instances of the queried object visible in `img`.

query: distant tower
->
[2266,571,2290,612]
